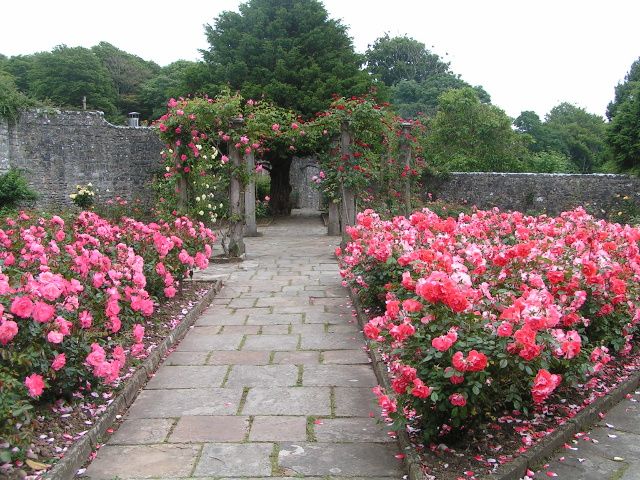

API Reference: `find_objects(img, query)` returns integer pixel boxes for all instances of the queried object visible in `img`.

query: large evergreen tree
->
[201,0,371,117]
[607,58,640,173]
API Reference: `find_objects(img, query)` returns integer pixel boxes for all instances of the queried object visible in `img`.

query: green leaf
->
[0,450,12,463]
[499,359,508,368]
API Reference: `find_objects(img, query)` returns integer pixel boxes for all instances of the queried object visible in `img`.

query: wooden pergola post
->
[401,122,413,217]
[327,202,340,236]
[339,121,356,233]
[244,150,258,237]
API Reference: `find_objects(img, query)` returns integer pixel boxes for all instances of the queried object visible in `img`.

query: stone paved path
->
[533,390,640,480]
[85,211,406,480]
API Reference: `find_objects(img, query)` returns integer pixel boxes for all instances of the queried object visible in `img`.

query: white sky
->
[1,0,638,119]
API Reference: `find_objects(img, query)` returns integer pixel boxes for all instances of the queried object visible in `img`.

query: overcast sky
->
[2,0,638,119]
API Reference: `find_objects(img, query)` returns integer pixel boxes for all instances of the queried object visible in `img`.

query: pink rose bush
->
[338,208,640,442]
[0,211,215,446]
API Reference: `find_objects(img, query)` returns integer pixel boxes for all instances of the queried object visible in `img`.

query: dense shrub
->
[338,208,640,442]
[0,168,37,213]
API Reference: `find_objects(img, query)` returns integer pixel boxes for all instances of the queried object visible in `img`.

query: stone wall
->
[424,172,640,216]
[0,109,164,207]
[289,156,321,210]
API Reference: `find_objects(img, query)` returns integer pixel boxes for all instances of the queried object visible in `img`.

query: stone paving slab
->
[225,365,299,387]
[175,333,244,352]
[323,349,370,364]
[278,442,404,477]
[273,351,320,364]
[242,387,331,415]
[208,350,270,365]
[334,387,379,417]
[246,313,303,325]
[169,416,249,443]
[126,388,242,418]
[242,334,299,350]
[193,443,273,477]
[314,417,394,443]
[109,418,174,445]
[163,351,209,366]
[146,365,228,389]
[300,332,363,350]
[303,311,347,324]
[249,416,308,441]
[195,313,248,326]
[303,365,378,387]
[84,444,200,479]
[262,324,291,334]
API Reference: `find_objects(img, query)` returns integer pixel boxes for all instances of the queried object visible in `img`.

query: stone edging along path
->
[44,280,222,480]
[347,287,640,480]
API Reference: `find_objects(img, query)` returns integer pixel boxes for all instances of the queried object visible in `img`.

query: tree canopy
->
[425,87,527,172]
[544,103,607,173]
[28,45,119,116]
[365,34,490,119]
[201,0,372,117]
[91,42,160,117]
[606,58,640,173]
[365,34,449,86]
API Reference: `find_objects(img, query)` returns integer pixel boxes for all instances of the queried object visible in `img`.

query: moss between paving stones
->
[44,280,222,480]
[347,285,640,480]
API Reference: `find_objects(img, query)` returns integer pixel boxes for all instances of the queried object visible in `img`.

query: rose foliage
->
[0,211,215,451]
[338,207,640,442]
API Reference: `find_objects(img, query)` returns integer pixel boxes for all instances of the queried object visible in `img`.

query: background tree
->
[514,110,564,153]
[365,34,489,119]
[27,45,118,118]
[91,42,160,118]
[202,0,371,117]
[544,103,607,173]
[606,58,640,173]
[0,71,32,120]
[365,34,449,86]
[425,87,528,172]
[392,75,490,118]
[138,60,203,120]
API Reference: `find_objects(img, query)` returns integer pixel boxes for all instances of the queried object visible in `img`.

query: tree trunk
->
[269,156,292,216]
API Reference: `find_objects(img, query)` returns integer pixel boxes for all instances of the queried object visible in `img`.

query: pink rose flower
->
[24,374,45,398]
[47,331,64,344]
[0,320,19,345]
[132,324,145,343]
[449,393,466,407]
[51,353,66,371]
[11,296,34,318]
[31,301,55,323]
